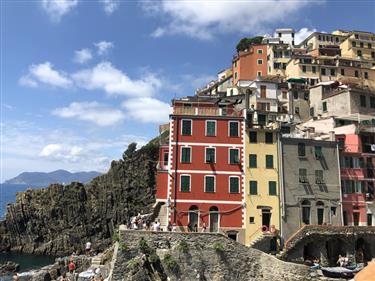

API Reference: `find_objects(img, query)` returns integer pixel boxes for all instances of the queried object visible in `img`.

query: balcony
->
[173,107,242,117]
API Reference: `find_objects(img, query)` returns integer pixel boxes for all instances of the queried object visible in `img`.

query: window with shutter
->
[181,147,191,163]
[266,155,273,169]
[230,149,240,164]
[180,175,190,192]
[182,120,192,135]
[298,143,306,157]
[205,176,215,193]
[269,181,277,195]
[229,122,239,137]
[206,121,216,136]
[249,181,257,195]
[205,148,215,163]
[230,177,240,193]
[249,154,257,168]
[315,146,322,159]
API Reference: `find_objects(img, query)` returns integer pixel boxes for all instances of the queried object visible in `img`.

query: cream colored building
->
[337,30,375,61]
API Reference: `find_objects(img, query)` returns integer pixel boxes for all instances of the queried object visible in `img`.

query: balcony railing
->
[173,107,242,117]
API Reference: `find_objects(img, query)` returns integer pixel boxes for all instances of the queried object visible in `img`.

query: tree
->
[236,36,264,52]
[123,143,137,160]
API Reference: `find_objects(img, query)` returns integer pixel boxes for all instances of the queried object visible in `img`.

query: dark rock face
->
[0,141,159,256]
[0,261,20,273]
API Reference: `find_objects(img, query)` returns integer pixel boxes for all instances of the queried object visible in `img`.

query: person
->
[167,222,172,232]
[172,223,177,232]
[85,241,92,255]
[337,255,349,267]
[193,224,198,232]
[156,220,161,231]
[201,222,207,232]
[68,261,76,273]
[310,257,321,270]
[12,273,19,281]
[98,273,104,281]
[187,222,192,232]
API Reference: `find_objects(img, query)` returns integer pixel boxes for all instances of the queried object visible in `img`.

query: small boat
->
[321,265,363,279]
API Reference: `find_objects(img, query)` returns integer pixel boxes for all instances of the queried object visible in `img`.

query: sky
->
[1,0,374,181]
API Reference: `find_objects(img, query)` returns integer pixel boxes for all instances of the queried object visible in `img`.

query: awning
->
[287,78,306,83]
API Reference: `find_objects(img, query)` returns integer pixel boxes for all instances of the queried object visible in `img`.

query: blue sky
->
[1,0,374,181]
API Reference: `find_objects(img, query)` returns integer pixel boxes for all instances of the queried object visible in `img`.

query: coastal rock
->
[0,140,160,256]
[0,261,20,273]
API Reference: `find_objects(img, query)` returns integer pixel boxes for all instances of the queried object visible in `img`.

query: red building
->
[336,121,375,226]
[155,96,246,243]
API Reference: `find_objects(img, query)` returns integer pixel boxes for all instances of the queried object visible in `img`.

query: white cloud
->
[94,41,114,55]
[143,0,318,40]
[41,0,79,22]
[181,74,217,89]
[20,62,72,88]
[294,27,318,45]
[72,61,161,97]
[73,48,93,64]
[52,101,125,126]
[122,97,171,123]
[101,0,119,15]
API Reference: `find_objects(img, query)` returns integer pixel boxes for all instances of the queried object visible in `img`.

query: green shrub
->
[127,257,142,270]
[139,238,151,254]
[119,242,128,252]
[163,253,178,271]
[149,252,159,263]
[178,240,189,254]
[112,232,120,242]
[212,242,225,253]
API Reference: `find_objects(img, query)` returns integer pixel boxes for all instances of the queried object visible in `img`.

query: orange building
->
[232,44,268,85]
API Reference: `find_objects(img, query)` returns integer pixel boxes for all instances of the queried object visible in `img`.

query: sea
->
[0,184,55,279]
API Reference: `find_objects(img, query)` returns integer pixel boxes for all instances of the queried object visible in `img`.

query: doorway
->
[262,209,271,228]
[353,212,360,226]
[188,205,199,231]
[209,206,219,232]
[317,201,324,225]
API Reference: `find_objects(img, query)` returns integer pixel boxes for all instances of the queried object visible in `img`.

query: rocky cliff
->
[0,140,159,256]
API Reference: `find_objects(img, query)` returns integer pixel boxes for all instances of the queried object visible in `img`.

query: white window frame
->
[228,148,240,165]
[228,121,240,137]
[257,59,263,65]
[208,208,220,232]
[188,207,200,227]
[180,174,191,192]
[204,175,216,193]
[205,147,216,164]
[228,176,240,194]
[181,119,193,136]
[257,49,263,54]
[205,120,217,137]
[180,146,192,163]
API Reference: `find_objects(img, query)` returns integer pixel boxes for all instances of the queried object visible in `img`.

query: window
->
[163,152,169,166]
[360,95,366,107]
[181,147,191,163]
[260,85,267,98]
[249,217,255,223]
[341,68,345,75]
[257,71,262,77]
[372,51,375,58]
[315,146,322,159]
[368,43,372,49]
[352,41,356,47]
[357,50,362,57]
[301,200,311,225]
[282,91,288,99]
[249,181,257,195]
[317,201,324,225]
[278,33,282,37]
[367,214,373,226]
[206,120,216,136]
[229,177,240,193]
[312,66,316,73]
[360,42,364,48]
[310,107,315,117]
[205,176,215,193]
[293,91,298,99]
[229,121,239,137]
[355,70,359,77]
[370,97,375,108]
[355,33,359,39]
[322,101,327,112]
[257,49,263,54]
[181,120,192,135]
[302,65,306,73]
[229,149,240,164]
[265,132,273,144]
[234,72,237,79]
[299,168,307,183]
[330,69,335,76]
[269,181,277,195]
[257,59,263,65]
[205,148,215,163]
[249,154,257,168]
[318,35,321,40]
[249,131,257,143]
[265,155,274,169]
[364,72,369,79]
[315,170,324,184]
[295,107,300,114]
[180,175,191,192]
[298,143,306,157]
[321,68,326,76]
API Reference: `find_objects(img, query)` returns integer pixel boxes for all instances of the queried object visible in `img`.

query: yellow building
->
[244,120,280,246]
[337,30,375,61]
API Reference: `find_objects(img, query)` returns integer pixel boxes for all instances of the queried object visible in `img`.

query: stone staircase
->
[91,255,102,267]
[155,203,168,231]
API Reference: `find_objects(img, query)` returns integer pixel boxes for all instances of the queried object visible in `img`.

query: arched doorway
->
[188,205,199,231]
[326,239,346,266]
[316,201,324,225]
[209,206,219,232]
[301,200,311,225]
[356,237,372,263]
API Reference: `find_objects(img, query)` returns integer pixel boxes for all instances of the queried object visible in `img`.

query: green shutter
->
[206,121,216,136]
[315,146,322,159]
[206,148,215,163]
[269,181,277,195]
[322,102,327,112]
[266,155,273,169]
[298,143,305,157]
[182,120,191,135]
[181,147,191,163]
[250,181,257,195]
[230,122,239,137]
[181,176,190,192]
[230,177,239,193]
[205,176,215,192]
[249,132,257,143]
[249,154,257,168]
[230,149,239,164]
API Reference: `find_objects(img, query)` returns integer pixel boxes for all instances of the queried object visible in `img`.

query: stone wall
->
[0,141,159,256]
[112,229,319,281]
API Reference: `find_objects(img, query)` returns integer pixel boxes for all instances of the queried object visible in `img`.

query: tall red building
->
[155,96,246,243]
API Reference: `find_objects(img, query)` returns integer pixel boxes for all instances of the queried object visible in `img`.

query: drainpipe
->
[173,116,180,224]
[337,143,344,226]
[278,132,285,241]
